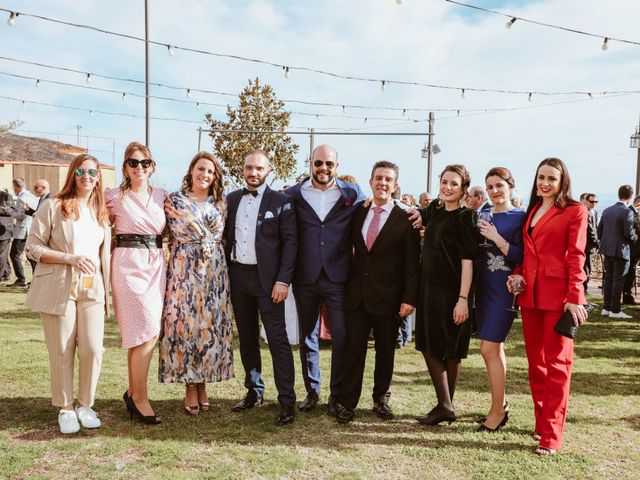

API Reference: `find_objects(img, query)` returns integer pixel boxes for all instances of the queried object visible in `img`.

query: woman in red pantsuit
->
[508,157,588,456]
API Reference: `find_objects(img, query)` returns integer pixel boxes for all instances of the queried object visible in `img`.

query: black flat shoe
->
[327,395,345,416]
[336,408,355,424]
[416,405,456,426]
[299,392,320,412]
[231,393,263,412]
[372,402,394,420]
[275,405,295,426]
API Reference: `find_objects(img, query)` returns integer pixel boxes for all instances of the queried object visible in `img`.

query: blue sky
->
[1,0,639,204]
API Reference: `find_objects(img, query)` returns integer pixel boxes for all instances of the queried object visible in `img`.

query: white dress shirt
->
[300,178,341,221]
[361,202,394,242]
[233,183,267,265]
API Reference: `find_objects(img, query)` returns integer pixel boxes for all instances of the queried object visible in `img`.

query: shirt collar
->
[372,201,394,213]
[246,183,267,196]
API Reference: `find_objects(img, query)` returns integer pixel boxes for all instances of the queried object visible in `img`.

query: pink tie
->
[366,206,383,250]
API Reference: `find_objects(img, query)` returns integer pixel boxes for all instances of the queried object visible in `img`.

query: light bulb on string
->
[528,92,532,102]
[196,102,200,110]
[342,105,346,114]
[364,117,368,124]
[284,67,290,79]
[121,92,126,101]
[186,89,191,98]
[167,45,175,56]
[460,88,465,99]
[380,80,386,91]
[7,12,17,27]
[588,93,593,99]
[457,110,460,117]
[396,0,402,5]
[85,73,91,84]
[601,38,609,51]
[505,17,517,29]
[21,100,25,108]
[35,79,40,87]
[402,109,406,116]
[89,110,94,117]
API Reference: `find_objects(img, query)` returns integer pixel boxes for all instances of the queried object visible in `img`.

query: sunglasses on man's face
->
[74,168,99,178]
[313,159,335,169]
[126,158,153,169]
[588,199,599,204]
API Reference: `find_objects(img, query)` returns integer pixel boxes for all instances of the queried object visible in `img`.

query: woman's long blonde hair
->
[56,153,108,225]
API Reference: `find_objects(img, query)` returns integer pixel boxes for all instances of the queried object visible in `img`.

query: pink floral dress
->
[106,187,167,349]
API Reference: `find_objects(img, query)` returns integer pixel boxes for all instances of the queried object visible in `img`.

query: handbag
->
[553,304,594,339]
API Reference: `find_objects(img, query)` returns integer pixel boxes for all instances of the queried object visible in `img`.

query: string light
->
[21,100,25,107]
[396,0,402,5]
[364,117,368,123]
[196,102,200,109]
[588,93,593,98]
[35,79,40,87]
[380,80,386,91]
[601,37,609,51]
[85,73,91,84]
[284,66,290,79]
[186,88,191,98]
[121,92,126,100]
[505,17,517,29]
[6,11,16,26]
[89,109,93,116]
[461,88,465,99]
[342,105,346,113]
[167,44,175,56]
[402,109,406,116]
[528,92,532,102]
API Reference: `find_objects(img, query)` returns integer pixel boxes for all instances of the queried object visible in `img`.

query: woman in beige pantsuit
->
[25,153,111,434]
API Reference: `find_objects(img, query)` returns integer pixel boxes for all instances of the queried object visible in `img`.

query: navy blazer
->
[286,178,366,284]
[224,185,297,295]
[598,201,637,260]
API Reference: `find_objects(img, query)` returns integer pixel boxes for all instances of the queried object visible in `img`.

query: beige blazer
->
[24,198,111,317]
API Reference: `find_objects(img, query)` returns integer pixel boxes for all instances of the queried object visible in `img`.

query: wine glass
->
[477,210,494,248]
[507,276,523,313]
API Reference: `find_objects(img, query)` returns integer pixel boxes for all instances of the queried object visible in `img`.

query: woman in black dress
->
[415,164,477,426]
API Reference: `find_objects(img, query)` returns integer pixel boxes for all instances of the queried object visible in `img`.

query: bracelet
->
[498,239,508,249]
[458,295,468,301]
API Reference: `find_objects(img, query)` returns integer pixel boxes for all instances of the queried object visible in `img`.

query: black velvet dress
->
[414,202,477,359]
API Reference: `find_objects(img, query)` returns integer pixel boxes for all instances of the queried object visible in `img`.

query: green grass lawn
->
[0,285,638,479]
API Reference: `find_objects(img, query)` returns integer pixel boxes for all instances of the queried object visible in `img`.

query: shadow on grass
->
[0,396,534,453]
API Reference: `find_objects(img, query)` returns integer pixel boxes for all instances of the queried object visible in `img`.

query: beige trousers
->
[41,280,105,408]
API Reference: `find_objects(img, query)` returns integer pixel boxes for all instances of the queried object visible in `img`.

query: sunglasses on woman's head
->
[74,168,99,178]
[126,158,153,169]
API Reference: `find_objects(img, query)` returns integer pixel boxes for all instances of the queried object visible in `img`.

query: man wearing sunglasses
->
[285,144,365,416]
[582,193,600,294]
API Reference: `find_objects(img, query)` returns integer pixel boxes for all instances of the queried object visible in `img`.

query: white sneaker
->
[601,309,611,316]
[75,406,101,429]
[58,409,80,434]
[609,311,632,319]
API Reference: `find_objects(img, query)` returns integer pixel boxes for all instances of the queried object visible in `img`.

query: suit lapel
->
[353,205,369,249]
[369,205,402,252]
[226,190,242,248]
[531,204,561,239]
[257,186,272,230]
[324,181,348,221]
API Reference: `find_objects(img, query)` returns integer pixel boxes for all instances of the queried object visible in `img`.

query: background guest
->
[622,194,640,305]
[0,188,14,282]
[419,192,432,208]
[466,186,490,212]
[8,178,38,286]
[510,157,588,456]
[106,141,166,424]
[598,184,636,318]
[581,193,600,294]
[159,152,234,415]
[24,154,110,434]
[475,167,525,432]
[415,164,476,426]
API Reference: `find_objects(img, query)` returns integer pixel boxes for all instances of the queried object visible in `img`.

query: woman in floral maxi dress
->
[158,152,234,414]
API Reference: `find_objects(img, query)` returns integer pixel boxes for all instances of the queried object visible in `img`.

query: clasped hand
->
[68,255,96,275]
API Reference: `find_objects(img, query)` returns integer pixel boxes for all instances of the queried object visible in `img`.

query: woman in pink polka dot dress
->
[106,141,167,424]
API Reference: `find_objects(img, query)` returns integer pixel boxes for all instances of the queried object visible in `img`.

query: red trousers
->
[521,307,574,451]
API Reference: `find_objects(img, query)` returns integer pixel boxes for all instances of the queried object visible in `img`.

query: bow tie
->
[242,188,258,197]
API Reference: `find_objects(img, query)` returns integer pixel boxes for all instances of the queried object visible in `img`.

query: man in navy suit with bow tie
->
[224,150,298,426]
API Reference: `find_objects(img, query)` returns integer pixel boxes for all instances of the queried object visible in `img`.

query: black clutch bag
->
[554,304,594,339]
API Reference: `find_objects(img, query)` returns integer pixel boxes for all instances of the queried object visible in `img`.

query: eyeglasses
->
[313,159,336,169]
[74,168,99,178]
[588,199,599,204]
[126,158,153,169]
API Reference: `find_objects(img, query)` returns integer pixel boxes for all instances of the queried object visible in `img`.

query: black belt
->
[230,261,258,270]
[115,234,163,249]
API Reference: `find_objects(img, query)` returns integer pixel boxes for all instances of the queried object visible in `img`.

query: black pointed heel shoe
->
[477,402,509,432]
[130,399,162,425]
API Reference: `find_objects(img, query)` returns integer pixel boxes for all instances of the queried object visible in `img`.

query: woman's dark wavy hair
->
[526,157,579,217]
[181,151,224,204]
[434,164,471,207]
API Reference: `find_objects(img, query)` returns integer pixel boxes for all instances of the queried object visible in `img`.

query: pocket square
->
[264,211,274,219]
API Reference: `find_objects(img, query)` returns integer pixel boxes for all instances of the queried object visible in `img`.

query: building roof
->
[0,133,114,170]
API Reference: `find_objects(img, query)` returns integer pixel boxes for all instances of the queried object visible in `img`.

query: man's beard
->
[312,171,333,185]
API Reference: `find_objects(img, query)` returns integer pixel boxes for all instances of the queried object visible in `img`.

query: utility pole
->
[426,112,434,193]
[144,0,150,147]
[308,128,315,175]
[76,125,81,146]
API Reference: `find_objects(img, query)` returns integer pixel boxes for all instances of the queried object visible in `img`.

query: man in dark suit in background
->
[598,184,637,318]
[622,194,640,305]
[0,188,14,282]
[224,150,298,426]
[24,179,51,216]
[581,192,600,294]
[337,161,420,423]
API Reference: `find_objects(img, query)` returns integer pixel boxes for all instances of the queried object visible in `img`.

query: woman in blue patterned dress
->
[158,152,234,414]
[475,167,525,431]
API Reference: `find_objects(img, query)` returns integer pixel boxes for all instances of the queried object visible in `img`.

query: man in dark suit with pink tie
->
[336,161,420,423]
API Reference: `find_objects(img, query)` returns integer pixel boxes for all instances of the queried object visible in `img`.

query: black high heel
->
[477,401,509,432]
[416,405,457,426]
[123,390,134,414]
[129,398,162,425]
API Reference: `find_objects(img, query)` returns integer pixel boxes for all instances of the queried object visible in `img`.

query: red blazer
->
[518,203,587,311]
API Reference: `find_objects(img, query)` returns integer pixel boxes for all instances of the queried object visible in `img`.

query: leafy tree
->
[0,119,24,135]
[205,78,299,185]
